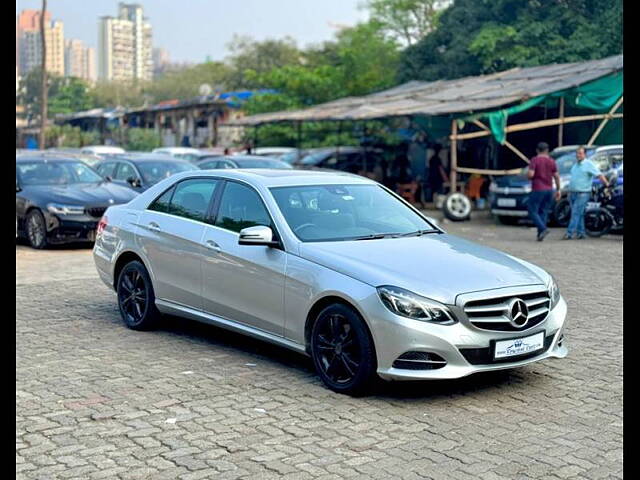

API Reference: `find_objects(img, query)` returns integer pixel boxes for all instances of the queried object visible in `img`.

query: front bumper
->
[44,213,100,244]
[361,292,568,381]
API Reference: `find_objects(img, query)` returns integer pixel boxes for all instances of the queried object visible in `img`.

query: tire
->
[116,260,161,330]
[442,192,472,221]
[26,209,48,249]
[552,198,571,228]
[310,303,377,396]
[584,209,613,237]
[497,215,520,225]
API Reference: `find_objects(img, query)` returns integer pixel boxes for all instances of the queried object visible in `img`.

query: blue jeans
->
[567,192,590,237]
[528,190,553,235]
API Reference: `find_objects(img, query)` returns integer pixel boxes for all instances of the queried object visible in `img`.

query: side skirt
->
[155,299,308,356]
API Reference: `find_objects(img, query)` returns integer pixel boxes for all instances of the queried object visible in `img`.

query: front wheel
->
[26,209,48,249]
[552,198,571,227]
[310,304,377,396]
[117,260,161,330]
[584,209,613,237]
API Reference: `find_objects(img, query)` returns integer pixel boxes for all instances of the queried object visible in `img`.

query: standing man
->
[564,146,609,239]
[527,142,562,241]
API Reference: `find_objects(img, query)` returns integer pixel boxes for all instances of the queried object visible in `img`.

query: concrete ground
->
[16,211,622,479]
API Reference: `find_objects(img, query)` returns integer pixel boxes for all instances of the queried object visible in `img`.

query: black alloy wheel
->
[311,303,377,395]
[26,209,48,249]
[117,260,160,330]
[552,198,571,227]
[584,209,613,237]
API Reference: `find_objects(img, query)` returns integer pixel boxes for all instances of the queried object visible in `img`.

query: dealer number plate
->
[497,198,517,207]
[494,331,544,359]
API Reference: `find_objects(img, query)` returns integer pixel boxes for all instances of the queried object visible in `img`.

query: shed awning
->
[227,55,622,127]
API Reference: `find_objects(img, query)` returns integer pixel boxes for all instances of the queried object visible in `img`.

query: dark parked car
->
[197,155,293,170]
[297,147,385,175]
[16,155,139,248]
[489,145,622,225]
[95,154,198,192]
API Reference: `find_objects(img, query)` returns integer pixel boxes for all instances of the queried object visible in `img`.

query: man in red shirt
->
[527,142,562,241]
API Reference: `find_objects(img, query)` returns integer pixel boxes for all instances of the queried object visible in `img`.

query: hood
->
[494,174,529,188]
[298,234,546,304]
[26,182,138,206]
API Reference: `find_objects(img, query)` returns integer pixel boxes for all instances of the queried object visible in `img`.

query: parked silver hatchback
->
[94,169,567,395]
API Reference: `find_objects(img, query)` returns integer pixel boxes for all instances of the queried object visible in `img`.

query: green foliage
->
[89,81,147,109]
[399,0,623,82]
[144,61,233,102]
[45,124,99,148]
[362,0,451,45]
[124,128,162,151]
[17,69,92,117]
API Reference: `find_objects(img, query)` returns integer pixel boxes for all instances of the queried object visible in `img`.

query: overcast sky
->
[16,0,368,63]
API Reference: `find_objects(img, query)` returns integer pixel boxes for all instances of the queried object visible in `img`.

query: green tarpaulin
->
[466,72,623,144]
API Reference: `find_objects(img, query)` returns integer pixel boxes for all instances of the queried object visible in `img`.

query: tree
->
[398,0,623,82]
[17,70,92,118]
[144,61,233,102]
[362,0,451,45]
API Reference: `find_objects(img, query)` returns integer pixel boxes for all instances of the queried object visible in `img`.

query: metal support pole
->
[362,122,368,173]
[558,97,565,148]
[296,121,302,162]
[450,119,458,193]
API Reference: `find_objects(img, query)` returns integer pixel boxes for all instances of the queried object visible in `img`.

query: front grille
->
[392,351,446,370]
[86,207,107,218]
[459,333,555,365]
[463,290,550,332]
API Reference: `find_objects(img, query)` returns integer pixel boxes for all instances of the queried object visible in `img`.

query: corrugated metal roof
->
[228,55,622,126]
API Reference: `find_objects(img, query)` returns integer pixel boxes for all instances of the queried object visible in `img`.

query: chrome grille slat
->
[463,290,550,332]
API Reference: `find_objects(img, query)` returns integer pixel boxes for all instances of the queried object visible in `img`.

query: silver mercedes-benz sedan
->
[93,169,567,395]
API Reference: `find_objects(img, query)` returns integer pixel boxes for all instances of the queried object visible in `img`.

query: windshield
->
[137,161,197,184]
[280,151,302,164]
[236,159,292,169]
[17,161,104,186]
[555,148,599,174]
[301,151,331,165]
[270,184,437,242]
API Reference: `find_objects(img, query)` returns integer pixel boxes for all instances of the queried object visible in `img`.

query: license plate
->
[497,198,517,207]
[586,202,600,209]
[494,331,544,359]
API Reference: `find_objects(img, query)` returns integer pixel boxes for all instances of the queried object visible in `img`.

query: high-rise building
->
[17,9,64,77]
[98,3,152,82]
[65,39,96,83]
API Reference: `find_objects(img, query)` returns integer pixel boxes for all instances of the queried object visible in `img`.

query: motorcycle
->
[584,173,623,237]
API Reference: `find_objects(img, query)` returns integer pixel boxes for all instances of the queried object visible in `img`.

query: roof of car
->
[16,154,83,163]
[169,168,374,188]
[109,153,194,164]
[595,144,623,152]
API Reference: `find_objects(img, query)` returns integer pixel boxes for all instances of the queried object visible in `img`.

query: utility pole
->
[38,0,48,149]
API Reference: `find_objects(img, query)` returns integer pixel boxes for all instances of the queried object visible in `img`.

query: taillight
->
[97,215,108,235]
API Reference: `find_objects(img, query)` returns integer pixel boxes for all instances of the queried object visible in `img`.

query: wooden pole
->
[587,96,624,146]
[558,97,565,148]
[453,112,624,141]
[38,0,48,149]
[450,119,457,192]
[471,120,530,164]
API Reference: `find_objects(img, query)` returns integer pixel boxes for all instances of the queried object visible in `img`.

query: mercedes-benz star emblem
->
[508,298,529,328]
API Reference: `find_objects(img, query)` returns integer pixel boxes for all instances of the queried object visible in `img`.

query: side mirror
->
[238,225,279,247]
[127,176,141,188]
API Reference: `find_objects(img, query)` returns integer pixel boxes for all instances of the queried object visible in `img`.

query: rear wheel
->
[26,209,48,249]
[310,303,377,396]
[117,260,161,330]
[585,209,613,237]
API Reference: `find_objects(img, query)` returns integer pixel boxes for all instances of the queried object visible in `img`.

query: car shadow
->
[156,314,538,399]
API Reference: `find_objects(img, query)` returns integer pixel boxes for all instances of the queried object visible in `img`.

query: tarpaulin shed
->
[229,55,623,190]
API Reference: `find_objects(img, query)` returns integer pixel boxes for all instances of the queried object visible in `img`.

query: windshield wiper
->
[353,233,397,241]
[398,229,440,237]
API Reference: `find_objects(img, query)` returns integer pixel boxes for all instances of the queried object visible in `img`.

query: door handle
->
[204,239,221,253]
[148,221,161,231]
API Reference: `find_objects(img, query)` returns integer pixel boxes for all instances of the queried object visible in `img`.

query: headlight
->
[377,286,456,324]
[522,184,532,193]
[489,182,499,192]
[547,276,560,308]
[47,203,85,215]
